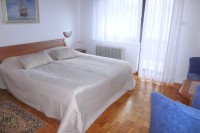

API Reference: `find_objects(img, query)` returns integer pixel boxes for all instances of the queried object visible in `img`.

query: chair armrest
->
[191,85,200,110]
[188,57,200,74]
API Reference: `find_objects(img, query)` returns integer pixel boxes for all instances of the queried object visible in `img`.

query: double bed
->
[0,39,135,133]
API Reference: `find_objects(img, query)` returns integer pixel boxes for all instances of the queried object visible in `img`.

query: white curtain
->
[92,0,143,45]
[139,0,184,84]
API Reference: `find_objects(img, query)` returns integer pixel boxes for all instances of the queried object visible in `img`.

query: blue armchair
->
[150,86,200,133]
[187,57,200,80]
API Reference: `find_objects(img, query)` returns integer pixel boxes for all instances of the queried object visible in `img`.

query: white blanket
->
[0,54,135,133]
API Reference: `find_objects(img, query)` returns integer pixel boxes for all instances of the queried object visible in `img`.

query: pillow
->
[43,46,67,60]
[17,52,53,69]
[50,48,79,60]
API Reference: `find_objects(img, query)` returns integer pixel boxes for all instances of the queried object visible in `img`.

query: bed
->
[0,39,135,133]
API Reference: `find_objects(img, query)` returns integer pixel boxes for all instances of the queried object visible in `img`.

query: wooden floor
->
[0,76,189,133]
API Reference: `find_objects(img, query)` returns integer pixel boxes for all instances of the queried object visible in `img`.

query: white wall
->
[0,0,80,48]
[79,0,140,73]
[175,0,200,83]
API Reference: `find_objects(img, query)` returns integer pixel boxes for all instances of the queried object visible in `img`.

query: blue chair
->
[150,86,200,133]
[187,57,200,80]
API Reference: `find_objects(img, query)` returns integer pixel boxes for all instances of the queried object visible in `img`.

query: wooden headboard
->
[0,38,66,63]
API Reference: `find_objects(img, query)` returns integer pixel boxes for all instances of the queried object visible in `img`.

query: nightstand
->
[75,49,86,53]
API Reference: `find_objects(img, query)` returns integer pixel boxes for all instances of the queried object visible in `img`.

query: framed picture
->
[2,0,39,23]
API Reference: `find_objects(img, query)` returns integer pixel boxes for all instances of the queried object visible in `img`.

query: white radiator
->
[96,45,125,60]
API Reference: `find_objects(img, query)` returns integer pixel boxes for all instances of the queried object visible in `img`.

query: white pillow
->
[43,46,67,60]
[50,48,79,60]
[17,52,53,69]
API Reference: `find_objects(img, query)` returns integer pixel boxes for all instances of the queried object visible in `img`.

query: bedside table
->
[75,49,86,53]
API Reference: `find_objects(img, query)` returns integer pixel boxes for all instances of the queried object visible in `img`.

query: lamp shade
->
[63,31,72,38]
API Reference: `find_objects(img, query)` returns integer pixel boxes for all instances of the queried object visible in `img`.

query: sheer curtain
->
[92,0,143,45]
[139,0,184,84]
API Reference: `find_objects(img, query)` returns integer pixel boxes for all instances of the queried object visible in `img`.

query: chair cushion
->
[187,73,200,81]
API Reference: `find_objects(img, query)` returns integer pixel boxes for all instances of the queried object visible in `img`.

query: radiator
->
[96,45,125,60]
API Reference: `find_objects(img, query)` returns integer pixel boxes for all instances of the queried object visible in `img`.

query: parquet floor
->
[0,75,189,133]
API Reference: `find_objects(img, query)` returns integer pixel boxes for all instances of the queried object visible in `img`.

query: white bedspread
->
[0,53,135,133]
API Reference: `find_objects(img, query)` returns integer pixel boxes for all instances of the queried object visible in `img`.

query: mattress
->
[0,53,135,133]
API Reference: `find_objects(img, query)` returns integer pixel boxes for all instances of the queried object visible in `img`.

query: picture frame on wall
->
[2,0,39,23]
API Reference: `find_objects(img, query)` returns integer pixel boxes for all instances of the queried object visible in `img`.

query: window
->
[138,0,184,84]
[140,0,175,73]
[144,0,174,41]
[93,0,174,44]
[93,0,143,45]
